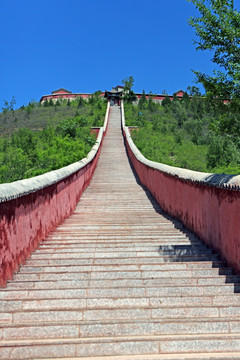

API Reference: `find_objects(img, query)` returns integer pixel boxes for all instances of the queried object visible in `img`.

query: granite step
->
[16,259,228,270]
[47,233,198,238]
[13,267,233,277]
[31,249,214,256]
[44,235,201,240]
[1,284,239,301]
[1,317,240,341]
[37,243,207,250]
[24,354,240,360]
[21,261,231,275]
[2,305,240,325]
[22,254,220,262]
[1,334,240,359]
[2,305,240,326]
[2,294,240,312]
[5,275,240,290]
[10,271,237,284]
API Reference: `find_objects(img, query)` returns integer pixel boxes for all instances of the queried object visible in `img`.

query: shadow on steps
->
[125,143,240,294]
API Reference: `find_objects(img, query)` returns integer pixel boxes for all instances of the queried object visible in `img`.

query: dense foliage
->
[125,92,240,174]
[188,0,240,99]
[0,95,107,183]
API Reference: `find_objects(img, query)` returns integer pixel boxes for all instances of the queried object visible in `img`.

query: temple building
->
[40,86,188,105]
[40,89,104,103]
[104,86,124,106]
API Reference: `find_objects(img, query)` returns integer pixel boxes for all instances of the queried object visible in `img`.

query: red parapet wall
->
[40,92,105,103]
[0,102,110,287]
[121,102,240,274]
[0,158,97,287]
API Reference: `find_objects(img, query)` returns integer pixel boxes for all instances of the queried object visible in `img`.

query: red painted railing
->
[0,102,110,287]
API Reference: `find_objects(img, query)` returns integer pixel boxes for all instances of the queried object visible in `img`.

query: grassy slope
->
[0,101,99,135]
[0,97,107,183]
[124,99,240,175]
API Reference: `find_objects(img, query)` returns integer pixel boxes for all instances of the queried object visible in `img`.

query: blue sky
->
[0,0,219,108]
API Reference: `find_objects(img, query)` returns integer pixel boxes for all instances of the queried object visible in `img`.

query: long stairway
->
[1,106,240,359]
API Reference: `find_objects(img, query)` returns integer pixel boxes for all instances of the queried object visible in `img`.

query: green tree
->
[2,96,16,113]
[162,96,172,107]
[187,86,201,96]
[206,134,240,168]
[122,76,135,92]
[188,0,240,98]
[138,90,147,109]
[89,90,102,104]
[78,97,85,107]
[122,76,137,103]
[124,90,137,103]
[148,92,155,112]
[172,93,179,103]
[181,91,191,105]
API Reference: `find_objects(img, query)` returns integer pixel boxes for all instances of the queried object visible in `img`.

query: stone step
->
[1,334,240,359]
[14,267,233,278]
[44,235,200,240]
[2,305,240,325]
[55,225,189,230]
[11,271,234,283]
[61,221,185,226]
[40,241,202,247]
[47,233,198,239]
[59,229,189,232]
[32,249,213,257]
[2,293,240,311]
[21,260,227,270]
[42,240,201,247]
[25,253,219,262]
[17,258,228,268]
[7,271,240,283]
[48,233,199,238]
[54,231,190,235]
[2,317,240,341]
[49,234,196,239]
[5,275,240,290]
[1,283,239,300]
[38,243,206,250]
[25,354,240,360]
[2,295,240,314]
[33,250,214,258]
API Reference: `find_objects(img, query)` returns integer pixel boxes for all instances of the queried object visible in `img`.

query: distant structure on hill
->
[40,87,186,104]
[40,88,105,104]
[105,86,124,106]
[135,89,186,103]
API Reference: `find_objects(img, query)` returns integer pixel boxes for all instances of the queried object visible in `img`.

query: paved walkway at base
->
[1,106,240,359]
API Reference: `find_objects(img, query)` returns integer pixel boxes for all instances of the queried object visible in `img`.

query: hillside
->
[124,93,240,175]
[0,95,107,183]
[0,95,105,135]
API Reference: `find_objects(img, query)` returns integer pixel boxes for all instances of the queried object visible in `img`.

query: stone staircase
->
[1,105,240,359]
